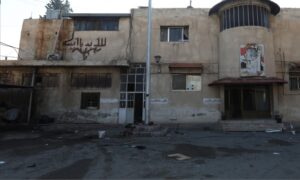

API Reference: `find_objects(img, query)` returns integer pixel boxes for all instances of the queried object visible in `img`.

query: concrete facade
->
[1,0,300,125]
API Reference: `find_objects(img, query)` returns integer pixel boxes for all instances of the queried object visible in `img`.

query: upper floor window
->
[289,72,300,91]
[160,26,189,42]
[74,18,119,31]
[220,5,270,31]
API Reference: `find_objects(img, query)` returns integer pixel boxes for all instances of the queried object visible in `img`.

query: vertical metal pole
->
[0,0,2,60]
[145,0,152,125]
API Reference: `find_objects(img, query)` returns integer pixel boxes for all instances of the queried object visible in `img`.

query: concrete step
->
[221,120,284,132]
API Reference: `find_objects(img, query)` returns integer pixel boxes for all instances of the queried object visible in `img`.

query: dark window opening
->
[35,73,59,88]
[71,73,112,88]
[289,72,300,91]
[81,92,100,110]
[0,73,14,85]
[74,18,119,31]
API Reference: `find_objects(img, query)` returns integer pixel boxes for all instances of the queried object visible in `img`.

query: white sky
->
[1,0,300,59]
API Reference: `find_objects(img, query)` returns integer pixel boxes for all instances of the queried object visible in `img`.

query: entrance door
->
[134,93,144,123]
[225,88,242,119]
[225,86,271,120]
[119,64,146,124]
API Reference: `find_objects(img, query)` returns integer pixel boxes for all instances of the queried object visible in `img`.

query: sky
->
[1,0,300,60]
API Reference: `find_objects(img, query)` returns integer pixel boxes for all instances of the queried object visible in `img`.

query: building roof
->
[209,0,280,16]
[64,13,131,18]
[209,77,287,86]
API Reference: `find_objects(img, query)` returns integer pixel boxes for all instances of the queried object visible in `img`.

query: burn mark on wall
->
[63,32,107,60]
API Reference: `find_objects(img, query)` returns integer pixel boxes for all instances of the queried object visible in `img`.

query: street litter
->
[27,164,36,168]
[168,153,191,161]
[98,130,106,139]
[265,129,282,133]
[273,152,280,155]
[0,161,6,165]
[131,145,146,150]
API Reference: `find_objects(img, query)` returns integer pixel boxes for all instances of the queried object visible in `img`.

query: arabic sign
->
[100,98,119,104]
[240,44,265,76]
[150,98,169,104]
[203,98,222,105]
[63,33,107,60]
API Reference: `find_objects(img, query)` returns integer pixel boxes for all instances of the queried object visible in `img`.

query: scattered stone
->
[27,163,36,168]
[168,153,191,161]
[132,145,146,150]
[0,161,5,165]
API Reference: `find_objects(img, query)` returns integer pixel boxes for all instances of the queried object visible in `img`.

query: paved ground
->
[0,125,300,179]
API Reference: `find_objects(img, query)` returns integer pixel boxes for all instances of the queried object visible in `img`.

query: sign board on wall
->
[203,98,222,105]
[100,99,119,104]
[151,98,169,104]
[240,44,265,77]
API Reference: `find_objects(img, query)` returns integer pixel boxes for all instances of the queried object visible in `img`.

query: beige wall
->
[272,9,300,122]
[131,8,219,64]
[0,67,121,123]
[131,8,221,123]
[19,17,131,64]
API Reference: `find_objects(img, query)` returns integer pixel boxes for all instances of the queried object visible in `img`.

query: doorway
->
[119,64,146,124]
[134,93,144,123]
[224,85,271,120]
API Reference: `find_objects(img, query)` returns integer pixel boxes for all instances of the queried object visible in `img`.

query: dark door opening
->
[225,86,271,120]
[134,93,143,124]
[225,88,242,119]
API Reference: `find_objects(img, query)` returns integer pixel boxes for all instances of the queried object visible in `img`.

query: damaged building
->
[0,0,300,129]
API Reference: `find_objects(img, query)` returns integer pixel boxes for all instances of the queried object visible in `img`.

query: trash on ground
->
[45,144,49,146]
[98,130,106,139]
[27,163,36,168]
[131,145,146,150]
[0,161,6,165]
[168,153,191,161]
[273,152,280,155]
[4,108,20,122]
[265,129,282,133]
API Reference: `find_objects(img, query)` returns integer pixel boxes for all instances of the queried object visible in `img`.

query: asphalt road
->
[0,127,300,179]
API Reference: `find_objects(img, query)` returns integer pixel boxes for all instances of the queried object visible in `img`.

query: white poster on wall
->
[240,44,265,77]
[203,98,222,105]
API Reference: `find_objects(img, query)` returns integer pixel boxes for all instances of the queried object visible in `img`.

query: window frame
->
[80,92,100,110]
[171,74,202,91]
[289,73,300,91]
[71,73,112,89]
[160,26,189,42]
[74,17,119,31]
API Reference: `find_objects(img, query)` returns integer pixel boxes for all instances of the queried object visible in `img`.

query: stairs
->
[221,119,284,132]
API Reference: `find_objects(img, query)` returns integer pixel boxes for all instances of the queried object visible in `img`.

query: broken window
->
[71,73,112,88]
[35,73,59,88]
[172,74,201,91]
[81,92,100,110]
[160,26,189,42]
[74,18,119,31]
[22,73,33,86]
[289,72,300,91]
